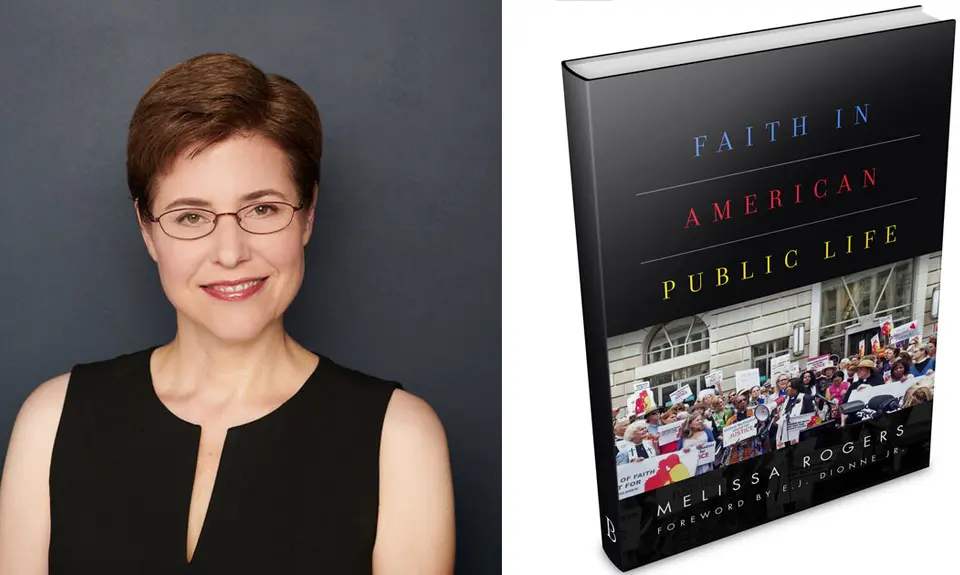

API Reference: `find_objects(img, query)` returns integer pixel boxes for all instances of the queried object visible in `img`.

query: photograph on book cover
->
[610,252,939,499]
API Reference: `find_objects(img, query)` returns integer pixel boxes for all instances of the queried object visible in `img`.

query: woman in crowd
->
[775,373,790,397]
[678,414,715,475]
[889,360,911,383]
[826,371,849,405]
[722,393,763,465]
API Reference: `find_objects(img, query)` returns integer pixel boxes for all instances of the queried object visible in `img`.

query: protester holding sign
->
[678,414,716,475]
[722,394,763,465]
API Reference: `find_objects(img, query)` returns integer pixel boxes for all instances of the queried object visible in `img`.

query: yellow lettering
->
[689,273,703,293]
[846,235,853,254]
[824,240,835,259]
[765,255,772,274]
[886,224,897,244]
[785,249,798,268]
[741,261,754,280]
[716,267,729,286]
[864,229,876,249]
[663,280,676,300]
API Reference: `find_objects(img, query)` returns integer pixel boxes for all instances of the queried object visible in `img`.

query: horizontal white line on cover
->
[637,134,921,197]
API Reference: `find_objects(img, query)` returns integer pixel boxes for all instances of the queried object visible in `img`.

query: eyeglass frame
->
[145,200,306,240]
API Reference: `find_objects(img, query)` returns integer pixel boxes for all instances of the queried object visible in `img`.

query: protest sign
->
[669,384,694,406]
[735,368,760,391]
[784,412,821,443]
[658,420,684,446]
[722,417,757,445]
[871,334,881,355]
[704,370,724,391]
[847,378,915,405]
[616,450,699,499]
[696,442,718,466]
[788,361,800,377]
[891,322,921,346]
[628,388,657,416]
[807,354,831,373]
[634,380,650,391]
[858,340,865,356]
[770,354,791,377]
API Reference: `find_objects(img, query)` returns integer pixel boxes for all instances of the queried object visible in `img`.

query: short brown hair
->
[127,53,321,221]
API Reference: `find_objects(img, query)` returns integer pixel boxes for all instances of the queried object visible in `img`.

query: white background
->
[503,1,958,572]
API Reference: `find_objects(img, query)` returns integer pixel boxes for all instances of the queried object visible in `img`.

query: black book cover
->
[562,7,954,571]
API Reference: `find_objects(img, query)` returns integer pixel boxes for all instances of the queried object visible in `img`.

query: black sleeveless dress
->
[48,346,401,574]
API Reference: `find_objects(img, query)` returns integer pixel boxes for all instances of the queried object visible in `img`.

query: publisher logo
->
[605,516,616,542]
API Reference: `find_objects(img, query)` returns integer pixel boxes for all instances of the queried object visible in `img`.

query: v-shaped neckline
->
[138,346,323,566]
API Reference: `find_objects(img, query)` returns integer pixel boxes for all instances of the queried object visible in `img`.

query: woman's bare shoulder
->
[374,389,455,573]
[382,389,443,430]
[9,373,71,446]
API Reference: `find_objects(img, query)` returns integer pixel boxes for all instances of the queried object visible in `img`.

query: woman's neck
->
[154,316,315,401]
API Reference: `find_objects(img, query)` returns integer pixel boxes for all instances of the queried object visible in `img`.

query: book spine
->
[561,66,623,569]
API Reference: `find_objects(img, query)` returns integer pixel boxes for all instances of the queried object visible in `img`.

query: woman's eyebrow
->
[161,189,287,211]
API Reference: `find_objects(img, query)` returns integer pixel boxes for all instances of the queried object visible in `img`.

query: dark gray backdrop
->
[0,1,500,572]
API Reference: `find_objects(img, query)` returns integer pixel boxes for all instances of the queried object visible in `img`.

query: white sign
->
[669,384,694,406]
[847,378,916,405]
[616,450,700,499]
[788,361,801,378]
[705,370,724,390]
[771,354,791,377]
[696,441,718,466]
[891,322,920,346]
[807,354,831,373]
[657,420,684,446]
[627,388,657,416]
[633,380,650,391]
[722,417,758,445]
[785,412,820,443]
[735,368,761,392]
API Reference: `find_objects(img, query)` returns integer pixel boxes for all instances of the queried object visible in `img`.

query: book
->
[561,6,953,571]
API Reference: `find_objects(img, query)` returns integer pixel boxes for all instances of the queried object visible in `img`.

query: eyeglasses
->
[147,201,304,240]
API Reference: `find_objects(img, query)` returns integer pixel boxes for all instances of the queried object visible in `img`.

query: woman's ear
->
[134,200,159,263]
[301,181,318,247]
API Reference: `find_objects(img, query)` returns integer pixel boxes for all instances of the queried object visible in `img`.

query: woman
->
[774,373,790,397]
[826,372,849,405]
[799,370,817,396]
[889,360,911,383]
[0,54,455,574]
[679,414,715,475]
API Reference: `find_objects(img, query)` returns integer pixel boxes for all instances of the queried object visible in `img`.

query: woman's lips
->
[201,277,267,301]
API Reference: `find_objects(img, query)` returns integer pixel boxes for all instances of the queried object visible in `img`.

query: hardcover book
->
[561,6,954,571]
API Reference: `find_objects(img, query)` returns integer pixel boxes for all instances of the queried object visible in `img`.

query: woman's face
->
[139,135,316,344]
[802,372,812,385]
[892,363,905,378]
[777,376,788,389]
[690,415,704,431]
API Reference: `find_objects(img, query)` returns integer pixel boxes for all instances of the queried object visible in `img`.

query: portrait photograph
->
[0,1,499,574]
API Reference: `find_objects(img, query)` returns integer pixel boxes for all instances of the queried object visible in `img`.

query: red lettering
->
[685,208,701,228]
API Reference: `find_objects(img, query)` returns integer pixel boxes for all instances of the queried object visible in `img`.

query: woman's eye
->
[176,212,207,225]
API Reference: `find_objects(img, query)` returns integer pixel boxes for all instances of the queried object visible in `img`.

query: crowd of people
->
[614,335,938,474]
